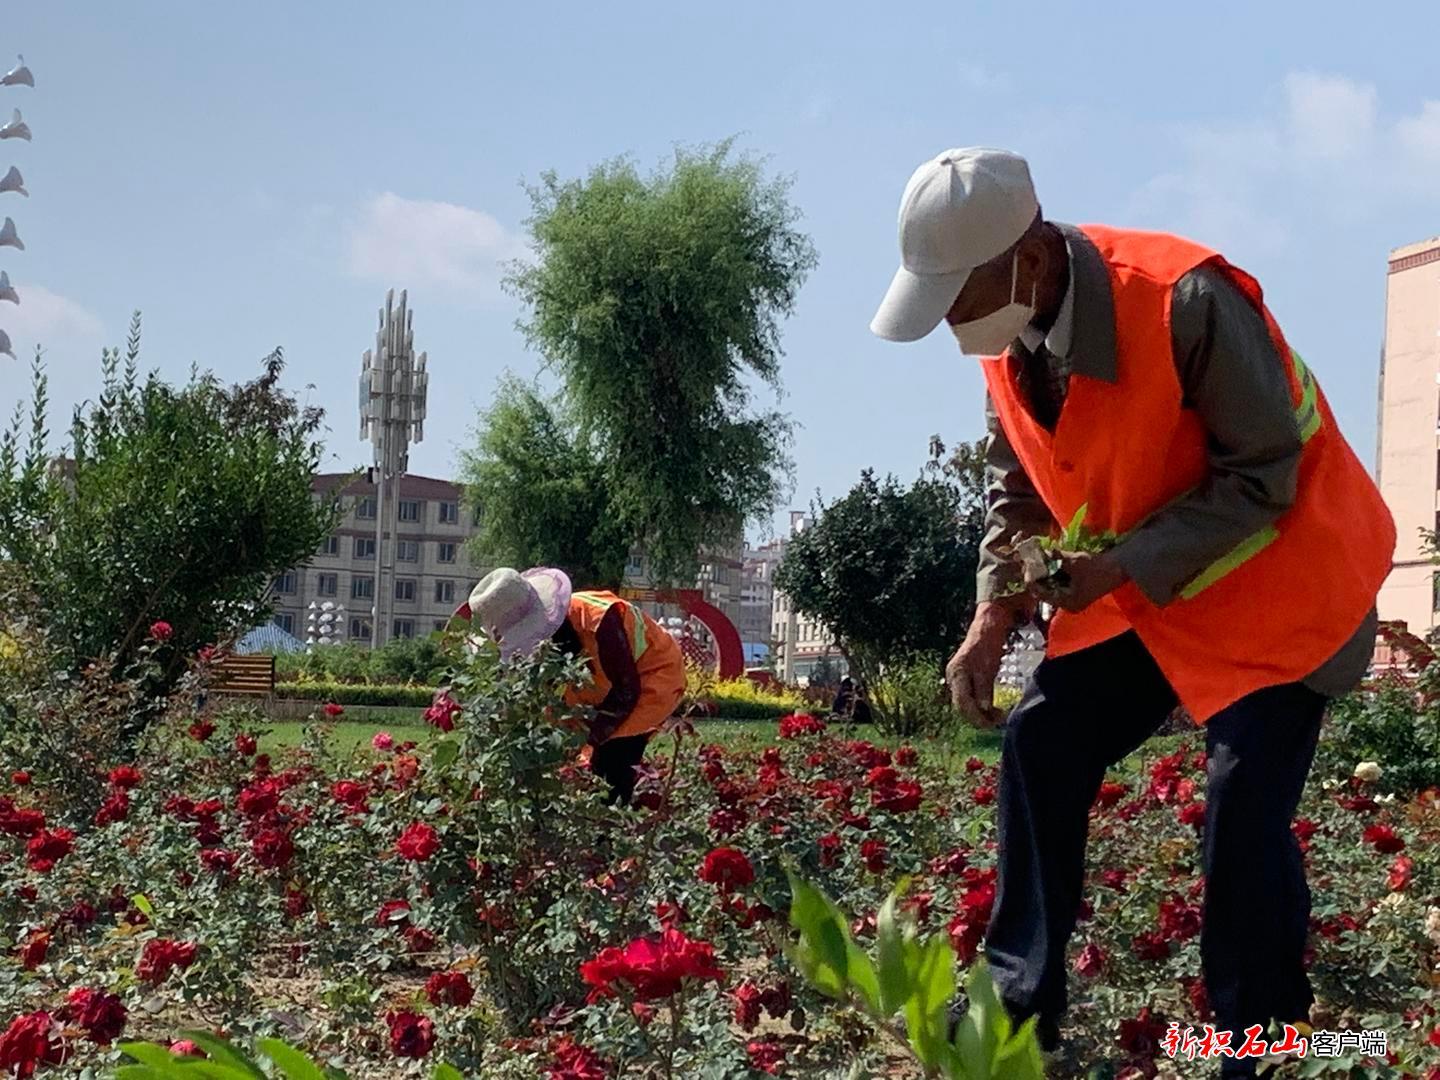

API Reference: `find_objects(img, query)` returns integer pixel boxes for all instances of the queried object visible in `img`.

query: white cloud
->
[0,284,105,362]
[1284,72,1377,160]
[345,193,524,297]
[1396,100,1440,168]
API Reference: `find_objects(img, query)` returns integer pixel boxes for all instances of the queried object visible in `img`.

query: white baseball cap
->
[870,147,1039,342]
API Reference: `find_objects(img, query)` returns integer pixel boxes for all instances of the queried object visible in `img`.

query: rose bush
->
[0,599,1437,1077]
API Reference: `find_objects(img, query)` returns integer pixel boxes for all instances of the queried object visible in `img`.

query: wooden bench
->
[211,654,277,698]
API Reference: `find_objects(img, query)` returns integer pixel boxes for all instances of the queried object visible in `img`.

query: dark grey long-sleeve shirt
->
[978,224,1375,696]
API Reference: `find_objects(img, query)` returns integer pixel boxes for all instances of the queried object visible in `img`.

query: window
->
[317,573,338,597]
[398,499,421,522]
[354,537,376,559]
[320,535,339,557]
[435,580,456,604]
[348,617,373,641]
[397,540,419,562]
[437,542,457,564]
[439,501,460,524]
[395,578,417,602]
[274,572,296,595]
[433,620,448,633]
[393,619,415,640]
[356,496,376,520]
[273,612,295,634]
[352,576,374,601]
[1434,571,1440,613]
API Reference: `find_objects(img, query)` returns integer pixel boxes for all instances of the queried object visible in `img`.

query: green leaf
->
[787,871,879,1011]
[120,1043,183,1068]
[131,893,155,919]
[1062,503,1088,546]
[994,1016,1046,1080]
[431,739,459,770]
[175,1032,267,1080]
[431,1064,465,1080]
[259,1039,328,1080]
[876,882,914,1015]
[905,935,956,1068]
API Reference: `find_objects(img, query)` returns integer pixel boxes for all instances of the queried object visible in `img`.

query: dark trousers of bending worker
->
[589,733,650,806]
[986,632,1323,1078]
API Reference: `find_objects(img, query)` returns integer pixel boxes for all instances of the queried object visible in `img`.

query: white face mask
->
[949,252,1037,355]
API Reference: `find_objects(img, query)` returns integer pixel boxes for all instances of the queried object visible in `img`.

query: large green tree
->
[0,318,339,684]
[458,377,630,588]
[502,142,816,584]
[774,437,987,686]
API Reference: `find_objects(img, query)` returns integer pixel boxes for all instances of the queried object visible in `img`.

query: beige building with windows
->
[1377,237,1440,635]
[271,474,489,644]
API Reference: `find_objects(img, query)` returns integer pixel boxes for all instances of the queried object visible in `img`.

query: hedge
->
[275,682,436,707]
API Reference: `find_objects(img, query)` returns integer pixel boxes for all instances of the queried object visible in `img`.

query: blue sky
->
[5,3,1440,538]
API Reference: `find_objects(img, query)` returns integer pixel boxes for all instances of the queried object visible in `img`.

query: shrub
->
[275,681,436,707]
[274,637,448,686]
[684,674,812,720]
[871,657,952,738]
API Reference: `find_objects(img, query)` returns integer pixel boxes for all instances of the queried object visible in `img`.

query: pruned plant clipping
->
[998,503,1118,597]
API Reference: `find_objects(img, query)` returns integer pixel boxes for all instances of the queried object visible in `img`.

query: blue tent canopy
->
[236,623,306,655]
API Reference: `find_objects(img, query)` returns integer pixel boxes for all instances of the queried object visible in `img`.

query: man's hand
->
[1030,551,1127,613]
[946,598,1032,728]
[587,713,621,748]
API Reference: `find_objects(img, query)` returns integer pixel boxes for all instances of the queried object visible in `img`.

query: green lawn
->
[258,712,1004,764]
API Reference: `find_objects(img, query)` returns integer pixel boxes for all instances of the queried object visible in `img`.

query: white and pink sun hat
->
[455,567,573,660]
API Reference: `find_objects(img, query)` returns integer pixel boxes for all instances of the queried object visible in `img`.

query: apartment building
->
[765,512,846,684]
[270,473,489,644]
[1376,236,1440,634]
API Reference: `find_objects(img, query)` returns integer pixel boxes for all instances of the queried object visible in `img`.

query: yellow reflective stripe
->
[1291,350,1321,445]
[1178,525,1281,601]
[575,592,646,659]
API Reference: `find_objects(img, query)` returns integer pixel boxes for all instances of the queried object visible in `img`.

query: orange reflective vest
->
[563,591,688,740]
[981,224,1395,721]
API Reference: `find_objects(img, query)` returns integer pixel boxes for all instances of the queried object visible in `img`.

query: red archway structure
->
[618,587,745,680]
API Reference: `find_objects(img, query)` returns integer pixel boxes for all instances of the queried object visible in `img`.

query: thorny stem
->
[615,724,686,927]
[663,987,685,1080]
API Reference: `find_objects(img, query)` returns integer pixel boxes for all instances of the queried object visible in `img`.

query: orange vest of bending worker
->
[980,224,1395,722]
[562,591,688,740]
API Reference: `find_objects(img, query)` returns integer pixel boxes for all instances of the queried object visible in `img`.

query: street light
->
[358,289,427,650]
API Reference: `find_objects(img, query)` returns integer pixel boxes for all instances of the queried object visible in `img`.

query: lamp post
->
[358,289,427,650]
[0,54,34,361]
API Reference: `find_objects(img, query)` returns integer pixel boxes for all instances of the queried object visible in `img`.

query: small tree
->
[458,377,630,589]
[775,438,985,730]
[505,142,815,584]
[0,317,339,691]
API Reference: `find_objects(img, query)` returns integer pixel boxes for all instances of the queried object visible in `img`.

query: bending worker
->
[459,567,686,804]
[870,147,1394,1076]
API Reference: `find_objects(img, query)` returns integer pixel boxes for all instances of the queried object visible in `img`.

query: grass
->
[257,711,1005,764]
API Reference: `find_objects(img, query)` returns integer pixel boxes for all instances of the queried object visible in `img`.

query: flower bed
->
[1,643,1437,1078]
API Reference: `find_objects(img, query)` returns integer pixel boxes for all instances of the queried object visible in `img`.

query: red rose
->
[284,889,310,918]
[847,741,892,769]
[94,789,130,827]
[385,1010,435,1059]
[972,784,996,806]
[1177,802,1206,828]
[965,756,986,773]
[546,1036,609,1080]
[1074,943,1106,978]
[708,808,747,836]
[1099,868,1129,892]
[1094,781,1130,809]
[188,720,216,743]
[579,928,724,1002]
[0,1012,67,1077]
[137,939,198,985]
[699,846,755,892]
[1117,1007,1169,1059]
[375,899,411,928]
[818,832,842,868]
[148,621,173,642]
[397,822,441,862]
[747,1036,786,1075]
[1292,818,1319,848]
[237,781,280,818]
[251,827,294,869]
[9,771,30,787]
[1132,931,1171,961]
[859,838,887,874]
[1158,896,1201,941]
[423,692,462,732]
[872,779,923,814]
[332,780,370,813]
[1182,976,1212,1021]
[17,931,48,971]
[778,713,825,739]
[929,848,969,876]
[200,848,238,876]
[64,987,127,1045]
[733,981,763,1031]
[895,745,919,767]
[26,827,75,873]
[234,733,258,756]
[1363,824,1405,854]
[1388,854,1415,891]
[863,766,899,789]
[170,1040,205,1057]
[108,766,142,790]
[761,980,792,1019]
[322,702,345,718]
[425,971,475,1008]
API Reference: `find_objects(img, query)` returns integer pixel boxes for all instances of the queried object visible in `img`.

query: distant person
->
[457,568,687,805]
[870,147,1393,1071]
[830,676,872,725]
